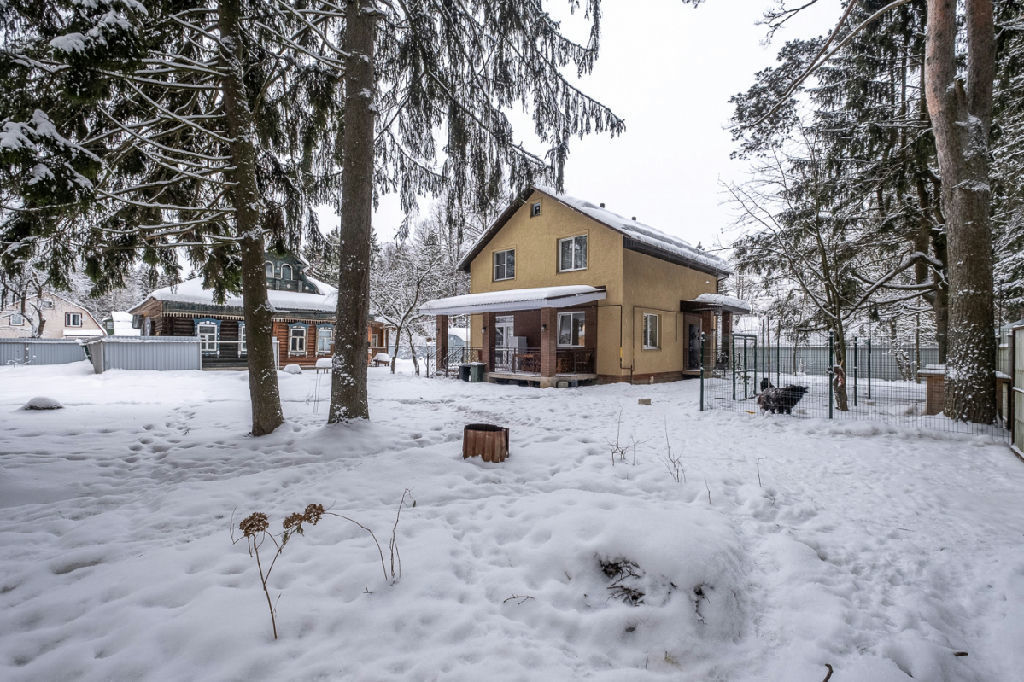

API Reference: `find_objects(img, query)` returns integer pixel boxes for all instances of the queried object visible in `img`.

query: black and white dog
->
[757,381,809,415]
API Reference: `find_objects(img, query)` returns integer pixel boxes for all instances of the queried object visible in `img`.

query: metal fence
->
[700,331,1010,440]
[85,336,203,373]
[0,338,87,365]
[1014,326,1023,457]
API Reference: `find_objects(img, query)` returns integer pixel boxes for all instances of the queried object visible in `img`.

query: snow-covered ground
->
[1,361,1022,681]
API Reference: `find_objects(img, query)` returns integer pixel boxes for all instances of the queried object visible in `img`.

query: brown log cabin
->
[130,251,391,369]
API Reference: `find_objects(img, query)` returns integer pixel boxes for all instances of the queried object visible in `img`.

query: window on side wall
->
[65,312,82,327]
[558,235,587,272]
[493,249,515,281]
[281,264,292,281]
[289,326,306,354]
[238,322,247,356]
[557,311,585,347]
[10,313,24,326]
[643,313,660,350]
[265,261,274,279]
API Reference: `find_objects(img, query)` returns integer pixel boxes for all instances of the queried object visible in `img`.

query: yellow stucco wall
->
[622,248,717,376]
[467,189,719,379]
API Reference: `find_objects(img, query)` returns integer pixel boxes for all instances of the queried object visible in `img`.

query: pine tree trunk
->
[219,0,284,436]
[925,0,997,423]
[329,0,376,422]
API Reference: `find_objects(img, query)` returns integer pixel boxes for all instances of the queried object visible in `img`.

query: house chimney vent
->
[631,216,636,221]
[600,202,605,208]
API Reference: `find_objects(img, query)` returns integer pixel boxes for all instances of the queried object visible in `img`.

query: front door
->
[685,314,702,371]
[494,315,514,369]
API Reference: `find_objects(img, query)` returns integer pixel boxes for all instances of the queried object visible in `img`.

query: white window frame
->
[265,261,274,279]
[557,311,586,348]
[316,325,333,354]
[197,322,219,354]
[493,249,515,281]
[289,326,307,355]
[558,235,588,272]
[238,322,247,356]
[530,201,542,217]
[40,299,54,309]
[643,313,660,350]
[65,312,82,327]
[281,264,292,281]
[10,312,25,326]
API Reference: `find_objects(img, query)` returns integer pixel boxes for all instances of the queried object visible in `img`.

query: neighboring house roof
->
[134,275,339,314]
[458,186,732,277]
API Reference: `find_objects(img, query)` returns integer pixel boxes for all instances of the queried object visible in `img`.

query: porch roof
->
[683,293,752,314]
[419,285,606,316]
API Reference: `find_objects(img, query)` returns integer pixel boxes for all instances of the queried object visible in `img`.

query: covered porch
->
[680,293,752,374]
[420,286,606,388]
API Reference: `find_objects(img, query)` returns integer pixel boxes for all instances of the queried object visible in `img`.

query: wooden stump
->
[463,423,509,463]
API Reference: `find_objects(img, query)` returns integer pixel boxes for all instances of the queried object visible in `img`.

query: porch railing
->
[492,347,595,375]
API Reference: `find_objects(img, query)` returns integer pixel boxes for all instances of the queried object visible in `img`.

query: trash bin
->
[469,362,485,382]
[459,363,472,382]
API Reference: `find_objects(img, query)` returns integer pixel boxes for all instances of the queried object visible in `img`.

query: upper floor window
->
[265,261,274,278]
[40,299,54,309]
[643,313,660,350]
[281,264,292,281]
[530,201,542,218]
[10,313,24,326]
[493,249,515,281]
[65,312,82,327]
[558,235,587,272]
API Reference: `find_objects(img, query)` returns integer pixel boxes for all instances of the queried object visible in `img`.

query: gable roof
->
[132,274,339,314]
[458,186,731,277]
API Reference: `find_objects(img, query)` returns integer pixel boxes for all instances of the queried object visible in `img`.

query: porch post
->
[482,311,496,371]
[540,306,557,382]
[435,314,448,374]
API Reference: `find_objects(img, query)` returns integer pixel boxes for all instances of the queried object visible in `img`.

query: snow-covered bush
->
[283,364,302,375]
[22,396,63,410]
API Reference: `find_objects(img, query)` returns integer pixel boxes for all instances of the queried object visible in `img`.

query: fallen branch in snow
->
[822,663,834,681]
[704,479,712,505]
[502,594,535,605]
[232,503,327,640]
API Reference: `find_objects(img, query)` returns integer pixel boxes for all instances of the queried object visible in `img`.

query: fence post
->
[699,331,706,411]
[732,332,736,401]
[753,336,758,398]
[828,331,835,419]
[776,336,781,387]
[853,337,859,407]
[867,337,872,399]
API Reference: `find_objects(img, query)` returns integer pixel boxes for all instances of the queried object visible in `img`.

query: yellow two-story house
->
[421,187,749,386]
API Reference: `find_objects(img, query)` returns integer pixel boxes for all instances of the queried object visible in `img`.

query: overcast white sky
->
[321,1,835,253]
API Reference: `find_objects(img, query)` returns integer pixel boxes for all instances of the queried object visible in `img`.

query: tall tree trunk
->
[833,322,850,412]
[390,320,403,374]
[329,0,377,422]
[219,0,284,436]
[925,0,997,423]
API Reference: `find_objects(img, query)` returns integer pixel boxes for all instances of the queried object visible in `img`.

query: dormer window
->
[265,261,274,279]
[281,264,292,281]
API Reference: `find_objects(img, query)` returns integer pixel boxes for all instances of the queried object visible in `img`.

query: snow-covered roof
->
[137,276,338,314]
[691,293,752,314]
[459,187,731,277]
[107,311,141,336]
[419,285,607,316]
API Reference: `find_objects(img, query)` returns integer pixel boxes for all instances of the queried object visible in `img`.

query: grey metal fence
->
[0,338,87,365]
[86,336,202,373]
[1014,326,1023,457]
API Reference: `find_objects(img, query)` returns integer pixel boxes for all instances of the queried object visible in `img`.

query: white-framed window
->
[289,325,307,354]
[65,312,82,327]
[265,261,274,278]
[281,264,292,281]
[316,325,333,354]
[558,235,588,272]
[238,322,247,356]
[10,312,24,326]
[530,201,542,217]
[196,320,219,354]
[557,311,585,347]
[493,249,515,281]
[40,299,54,309]
[643,313,660,350]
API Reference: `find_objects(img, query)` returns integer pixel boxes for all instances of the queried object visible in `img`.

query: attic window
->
[281,264,292,281]
[530,201,542,218]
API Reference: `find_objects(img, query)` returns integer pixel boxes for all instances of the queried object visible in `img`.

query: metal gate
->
[1014,326,1023,457]
[732,333,759,402]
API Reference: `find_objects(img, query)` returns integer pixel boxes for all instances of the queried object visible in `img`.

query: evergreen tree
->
[328,0,625,421]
